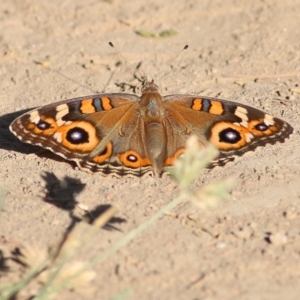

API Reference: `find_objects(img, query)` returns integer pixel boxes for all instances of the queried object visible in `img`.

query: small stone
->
[77,202,89,211]
[269,232,288,246]
[216,242,227,249]
[233,226,253,240]
[105,193,115,200]
[283,207,297,220]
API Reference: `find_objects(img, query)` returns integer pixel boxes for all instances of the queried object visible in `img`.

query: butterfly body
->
[10,80,293,177]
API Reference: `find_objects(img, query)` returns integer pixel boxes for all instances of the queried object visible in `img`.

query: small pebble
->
[216,242,227,249]
[105,193,115,200]
[269,232,288,246]
[234,226,253,240]
[284,207,297,220]
[77,202,89,211]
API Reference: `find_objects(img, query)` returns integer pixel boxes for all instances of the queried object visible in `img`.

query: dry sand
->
[1,0,300,299]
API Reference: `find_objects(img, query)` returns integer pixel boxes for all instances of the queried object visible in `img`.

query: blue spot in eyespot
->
[36,120,51,130]
[219,128,241,144]
[255,122,269,131]
[66,127,89,144]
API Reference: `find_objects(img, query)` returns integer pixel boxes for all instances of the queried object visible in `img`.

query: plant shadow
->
[41,172,126,232]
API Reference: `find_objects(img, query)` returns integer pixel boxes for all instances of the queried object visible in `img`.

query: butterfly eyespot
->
[56,121,99,151]
[209,122,249,150]
[219,128,242,144]
[66,127,89,144]
[36,120,51,130]
[118,150,151,168]
[26,116,58,135]
[254,122,269,131]
[248,119,277,137]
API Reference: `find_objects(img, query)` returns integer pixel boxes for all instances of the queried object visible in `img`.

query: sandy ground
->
[1,0,300,299]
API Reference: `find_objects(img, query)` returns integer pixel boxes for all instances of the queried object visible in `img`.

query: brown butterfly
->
[10,79,293,177]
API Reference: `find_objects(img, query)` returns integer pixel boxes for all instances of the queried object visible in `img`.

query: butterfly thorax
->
[140,92,165,118]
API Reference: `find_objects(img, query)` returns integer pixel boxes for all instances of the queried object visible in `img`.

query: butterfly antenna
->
[108,42,147,83]
[155,44,189,81]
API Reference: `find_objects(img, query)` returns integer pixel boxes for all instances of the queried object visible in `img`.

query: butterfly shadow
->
[41,172,126,233]
[0,249,9,272]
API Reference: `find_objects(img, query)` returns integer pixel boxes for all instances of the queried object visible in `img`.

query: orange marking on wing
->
[80,99,96,114]
[165,148,185,165]
[209,100,224,115]
[191,98,203,111]
[118,150,151,168]
[93,142,113,163]
[101,97,113,111]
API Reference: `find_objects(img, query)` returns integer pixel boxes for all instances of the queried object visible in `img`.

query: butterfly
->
[9,79,293,177]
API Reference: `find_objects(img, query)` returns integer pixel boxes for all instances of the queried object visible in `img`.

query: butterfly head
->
[141,79,159,94]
